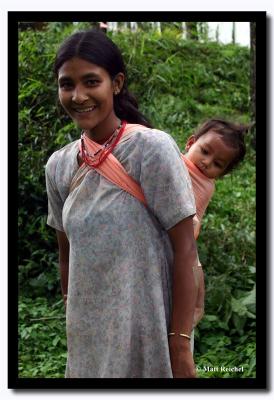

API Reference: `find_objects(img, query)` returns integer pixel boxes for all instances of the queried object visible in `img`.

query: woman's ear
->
[185,135,196,151]
[113,72,125,95]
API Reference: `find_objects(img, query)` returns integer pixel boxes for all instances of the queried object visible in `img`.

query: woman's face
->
[58,57,124,138]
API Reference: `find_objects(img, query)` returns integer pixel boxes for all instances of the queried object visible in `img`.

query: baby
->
[182,118,249,335]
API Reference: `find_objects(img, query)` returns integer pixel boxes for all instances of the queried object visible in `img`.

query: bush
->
[18,297,66,377]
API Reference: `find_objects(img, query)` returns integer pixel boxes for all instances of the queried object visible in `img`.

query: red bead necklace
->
[80,120,127,168]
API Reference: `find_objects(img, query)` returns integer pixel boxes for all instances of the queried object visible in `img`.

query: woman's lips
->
[72,106,97,114]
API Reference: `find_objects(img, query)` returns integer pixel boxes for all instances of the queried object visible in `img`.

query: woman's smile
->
[71,105,98,118]
[72,106,97,114]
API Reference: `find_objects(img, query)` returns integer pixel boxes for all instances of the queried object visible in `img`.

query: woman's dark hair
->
[193,118,250,175]
[54,29,152,128]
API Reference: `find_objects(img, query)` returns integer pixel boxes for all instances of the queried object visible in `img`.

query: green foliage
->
[195,330,256,378]
[113,31,249,135]
[18,24,255,378]
[18,297,66,377]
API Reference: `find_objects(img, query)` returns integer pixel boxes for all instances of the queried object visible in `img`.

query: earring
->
[114,89,120,95]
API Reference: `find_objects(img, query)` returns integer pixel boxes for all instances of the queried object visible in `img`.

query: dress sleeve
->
[45,154,65,232]
[139,131,196,230]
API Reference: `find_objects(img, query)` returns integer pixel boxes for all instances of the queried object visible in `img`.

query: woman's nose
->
[72,87,89,103]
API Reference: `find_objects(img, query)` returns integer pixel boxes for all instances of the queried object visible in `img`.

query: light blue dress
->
[46,128,195,378]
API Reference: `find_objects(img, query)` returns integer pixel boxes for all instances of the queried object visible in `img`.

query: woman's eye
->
[59,82,73,90]
[86,79,99,86]
[214,162,222,168]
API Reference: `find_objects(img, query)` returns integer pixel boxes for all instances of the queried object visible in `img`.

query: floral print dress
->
[45,127,196,378]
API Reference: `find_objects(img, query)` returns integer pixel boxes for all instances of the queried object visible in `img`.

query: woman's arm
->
[56,230,70,306]
[167,216,197,378]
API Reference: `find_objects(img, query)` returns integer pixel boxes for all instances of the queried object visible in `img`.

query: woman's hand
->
[169,338,196,378]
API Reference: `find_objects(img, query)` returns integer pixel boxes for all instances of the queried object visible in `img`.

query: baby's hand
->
[193,306,204,328]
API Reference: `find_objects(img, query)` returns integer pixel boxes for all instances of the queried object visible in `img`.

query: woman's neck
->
[86,114,121,143]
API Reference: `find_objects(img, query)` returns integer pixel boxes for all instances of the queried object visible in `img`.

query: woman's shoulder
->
[124,124,179,150]
[45,140,79,176]
[137,127,181,156]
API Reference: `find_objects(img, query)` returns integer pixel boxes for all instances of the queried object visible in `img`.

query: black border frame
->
[10,10,267,390]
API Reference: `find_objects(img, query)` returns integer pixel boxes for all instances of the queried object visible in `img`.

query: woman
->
[46,29,197,378]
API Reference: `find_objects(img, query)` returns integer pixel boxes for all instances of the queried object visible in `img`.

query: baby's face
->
[185,131,238,179]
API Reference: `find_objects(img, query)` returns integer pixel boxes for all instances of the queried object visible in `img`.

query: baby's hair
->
[54,29,152,128]
[193,118,250,175]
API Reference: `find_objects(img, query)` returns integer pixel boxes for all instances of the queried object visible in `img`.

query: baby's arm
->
[193,264,205,328]
[193,215,201,240]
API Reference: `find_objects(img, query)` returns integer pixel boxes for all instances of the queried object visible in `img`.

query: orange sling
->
[181,154,215,238]
[69,124,148,205]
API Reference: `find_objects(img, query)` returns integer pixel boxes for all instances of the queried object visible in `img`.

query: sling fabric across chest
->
[69,124,147,205]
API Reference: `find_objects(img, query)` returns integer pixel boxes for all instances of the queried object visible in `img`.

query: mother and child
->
[46,28,248,378]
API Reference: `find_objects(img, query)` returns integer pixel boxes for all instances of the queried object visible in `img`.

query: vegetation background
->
[18,22,256,378]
